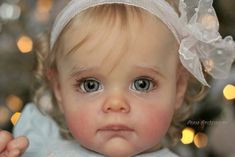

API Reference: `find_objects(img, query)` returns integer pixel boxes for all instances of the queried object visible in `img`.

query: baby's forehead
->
[58,4,178,57]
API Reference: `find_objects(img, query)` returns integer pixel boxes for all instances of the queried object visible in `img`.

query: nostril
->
[120,107,126,112]
[106,107,112,111]
[102,98,130,113]
[104,106,128,112]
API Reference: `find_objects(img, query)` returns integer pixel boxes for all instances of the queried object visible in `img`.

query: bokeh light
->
[181,127,195,144]
[11,112,21,126]
[200,14,218,31]
[223,84,235,100]
[194,132,208,148]
[36,0,53,13]
[204,59,214,73]
[35,0,53,22]
[6,95,23,112]
[0,3,21,21]
[17,35,33,53]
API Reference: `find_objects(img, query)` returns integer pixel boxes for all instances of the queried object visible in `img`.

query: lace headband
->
[50,0,235,86]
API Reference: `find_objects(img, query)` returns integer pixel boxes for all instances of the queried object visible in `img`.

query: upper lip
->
[99,124,134,131]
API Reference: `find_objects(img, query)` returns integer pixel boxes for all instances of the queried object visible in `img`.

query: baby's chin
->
[95,147,140,157]
[86,138,160,157]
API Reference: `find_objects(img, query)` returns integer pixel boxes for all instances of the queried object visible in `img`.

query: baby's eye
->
[131,78,155,92]
[79,78,103,93]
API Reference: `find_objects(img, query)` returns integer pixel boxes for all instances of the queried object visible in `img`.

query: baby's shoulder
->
[13,103,59,137]
[13,103,61,156]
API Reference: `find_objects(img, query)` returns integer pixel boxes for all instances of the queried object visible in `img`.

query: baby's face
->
[53,12,185,157]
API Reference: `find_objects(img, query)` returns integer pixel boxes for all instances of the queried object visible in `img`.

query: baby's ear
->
[47,69,64,113]
[175,65,189,110]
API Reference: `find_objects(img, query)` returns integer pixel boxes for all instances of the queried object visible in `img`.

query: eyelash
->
[74,77,91,92]
[73,76,159,93]
[130,76,158,93]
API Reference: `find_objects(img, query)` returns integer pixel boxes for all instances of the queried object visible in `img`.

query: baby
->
[0,0,234,157]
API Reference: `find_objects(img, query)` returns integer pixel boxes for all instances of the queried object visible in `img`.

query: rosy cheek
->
[138,108,174,143]
[65,110,93,143]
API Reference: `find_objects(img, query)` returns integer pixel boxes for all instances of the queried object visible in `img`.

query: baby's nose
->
[102,96,130,113]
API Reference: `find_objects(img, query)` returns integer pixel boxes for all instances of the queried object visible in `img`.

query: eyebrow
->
[69,64,166,79]
[69,65,96,78]
[134,65,166,79]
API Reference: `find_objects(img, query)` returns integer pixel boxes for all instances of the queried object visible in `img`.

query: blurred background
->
[0,0,234,157]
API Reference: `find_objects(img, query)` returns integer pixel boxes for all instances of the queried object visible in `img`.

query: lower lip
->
[99,129,133,132]
[97,130,134,139]
[97,125,134,136]
[99,125,133,131]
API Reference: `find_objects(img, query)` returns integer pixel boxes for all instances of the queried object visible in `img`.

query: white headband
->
[50,0,235,86]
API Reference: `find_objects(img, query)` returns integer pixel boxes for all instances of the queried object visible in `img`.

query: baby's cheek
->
[139,109,174,143]
[65,111,94,143]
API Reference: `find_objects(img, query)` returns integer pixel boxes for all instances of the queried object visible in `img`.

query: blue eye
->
[131,78,155,92]
[80,78,102,93]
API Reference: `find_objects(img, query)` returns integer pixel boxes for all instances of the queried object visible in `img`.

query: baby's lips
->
[99,124,134,131]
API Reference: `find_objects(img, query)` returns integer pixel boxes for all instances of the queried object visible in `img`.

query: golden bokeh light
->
[194,132,208,148]
[223,84,235,100]
[11,112,21,126]
[204,59,214,73]
[181,127,195,144]
[6,95,23,112]
[17,35,33,53]
[37,0,53,13]
[0,106,11,126]
[200,14,218,31]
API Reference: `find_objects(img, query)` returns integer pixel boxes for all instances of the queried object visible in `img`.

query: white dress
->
[13,103,179,157]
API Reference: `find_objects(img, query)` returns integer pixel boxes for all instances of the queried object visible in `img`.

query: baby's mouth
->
[98,124,134,132]
[97,124,135,140]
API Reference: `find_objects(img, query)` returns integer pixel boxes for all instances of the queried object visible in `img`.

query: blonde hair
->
[33,2,208,143]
